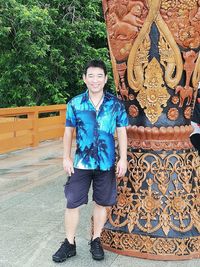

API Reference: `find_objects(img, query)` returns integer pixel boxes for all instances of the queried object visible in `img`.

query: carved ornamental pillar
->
[102,0,200,260]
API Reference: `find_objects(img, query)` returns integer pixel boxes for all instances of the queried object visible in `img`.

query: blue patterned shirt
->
[65,90,129,170]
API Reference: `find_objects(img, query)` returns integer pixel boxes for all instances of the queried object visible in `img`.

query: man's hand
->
[116,158,127,177]
[116,126,127,177]
[63,158,74,176]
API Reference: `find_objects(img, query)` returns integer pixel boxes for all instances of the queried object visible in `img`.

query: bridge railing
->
[0,105,66,154]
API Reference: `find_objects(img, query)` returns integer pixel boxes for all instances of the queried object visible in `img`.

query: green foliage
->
[0,0,113,107]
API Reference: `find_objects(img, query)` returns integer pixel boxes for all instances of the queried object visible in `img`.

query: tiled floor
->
[0,140,200,267]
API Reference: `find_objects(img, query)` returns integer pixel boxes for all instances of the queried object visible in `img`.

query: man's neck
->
[88,91,104,101]
[88,91,104,110]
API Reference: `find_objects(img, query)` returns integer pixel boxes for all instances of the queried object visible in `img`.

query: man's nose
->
[93,76,99,82]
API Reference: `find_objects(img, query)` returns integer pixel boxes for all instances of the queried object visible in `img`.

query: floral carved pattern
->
[171,95,179,105]
[101,230,200,259]
[167,108,179,120]
[137,58,170,123]
[129,105,139,117]
[108,150,200,235]
[102,0,200,260]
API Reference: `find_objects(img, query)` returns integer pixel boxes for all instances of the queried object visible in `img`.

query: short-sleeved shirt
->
[65,90,129,170]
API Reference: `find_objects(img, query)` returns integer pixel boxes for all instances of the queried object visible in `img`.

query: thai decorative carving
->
[117,62,129,100]
[193,53,200,88]
[160,0,200,49]
[129,94,135,101]
[184,107,192,119]
[101,230,200,260]
[137,57,170,123]
[175,85,193,107]
[109,149,199,234]
[171,95,179,105]
[102,0,200,260]
[129,105,139,118]
[167,108,179,121]
[127,0,183,91]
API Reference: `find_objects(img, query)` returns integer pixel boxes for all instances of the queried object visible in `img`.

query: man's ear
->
[83,74,86,83]
[105,75,108,84]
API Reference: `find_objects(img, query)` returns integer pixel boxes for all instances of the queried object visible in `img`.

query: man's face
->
[83,67,107,94]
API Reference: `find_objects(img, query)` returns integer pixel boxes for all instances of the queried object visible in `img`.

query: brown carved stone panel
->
[102,0,200,260]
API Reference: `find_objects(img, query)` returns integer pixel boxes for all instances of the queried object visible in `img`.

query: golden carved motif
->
[158,32,183,89]
[108,150,200,235]
[151,154,173,195]
[103,0,200,261]
[101,230,200,259]
[140,179,162,232]
[161,0,176,10]
[109,185,134,228]
[127,0,158,92]
[127,0,183,92]
[137,58,170,123]
[127,151,150,193]
[127,33,151,92]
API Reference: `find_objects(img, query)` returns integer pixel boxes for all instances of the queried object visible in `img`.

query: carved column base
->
[101,229,200,260]
[101,147,200,260]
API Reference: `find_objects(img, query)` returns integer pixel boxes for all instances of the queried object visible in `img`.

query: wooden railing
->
[0,105,66,154]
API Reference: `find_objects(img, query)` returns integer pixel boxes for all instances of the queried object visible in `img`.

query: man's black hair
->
[84,59,107,76]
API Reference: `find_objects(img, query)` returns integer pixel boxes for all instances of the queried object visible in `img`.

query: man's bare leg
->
[65,207,80,244]
[93,203,107,239]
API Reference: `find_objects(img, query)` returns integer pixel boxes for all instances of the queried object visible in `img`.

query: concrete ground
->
[0,139,200,267]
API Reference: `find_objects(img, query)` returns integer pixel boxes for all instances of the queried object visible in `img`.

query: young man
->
[52,59,128,262]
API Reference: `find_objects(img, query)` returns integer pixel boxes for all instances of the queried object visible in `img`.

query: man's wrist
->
[119,156,127,161]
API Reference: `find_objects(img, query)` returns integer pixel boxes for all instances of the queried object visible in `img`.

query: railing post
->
[60,108,66,125]
[28,107,39,147]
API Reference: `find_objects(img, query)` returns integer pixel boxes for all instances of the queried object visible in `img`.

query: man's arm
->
[116,127,127,177]
[63,126,75,176]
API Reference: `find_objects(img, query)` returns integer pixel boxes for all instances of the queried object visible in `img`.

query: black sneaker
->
[52,238,76,262]
[89,237,104,260]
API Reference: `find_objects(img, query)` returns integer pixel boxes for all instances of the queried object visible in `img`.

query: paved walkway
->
[0,139,200,267]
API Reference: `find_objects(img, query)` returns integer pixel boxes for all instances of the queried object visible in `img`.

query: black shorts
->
[64,167,117,208]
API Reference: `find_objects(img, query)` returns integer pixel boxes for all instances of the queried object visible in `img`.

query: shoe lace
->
[60,238,75,247]
[89,239,102,250]
[60,240,68,249]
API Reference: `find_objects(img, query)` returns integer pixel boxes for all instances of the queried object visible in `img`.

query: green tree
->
[0,0,113,107]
